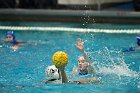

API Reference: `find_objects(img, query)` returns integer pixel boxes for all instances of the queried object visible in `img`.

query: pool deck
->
[0,9,140,24]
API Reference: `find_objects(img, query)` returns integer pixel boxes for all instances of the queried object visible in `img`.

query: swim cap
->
[6,31,15,40]
[136,36,140,46]
[45,65,59,80]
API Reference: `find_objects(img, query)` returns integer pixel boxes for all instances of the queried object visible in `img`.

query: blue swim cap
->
[136,36,140,46]
[6,31,15,40]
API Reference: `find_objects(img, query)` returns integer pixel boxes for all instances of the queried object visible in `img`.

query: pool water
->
[0,22,140,93]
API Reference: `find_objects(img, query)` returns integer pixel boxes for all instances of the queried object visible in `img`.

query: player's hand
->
[76,38,84,52]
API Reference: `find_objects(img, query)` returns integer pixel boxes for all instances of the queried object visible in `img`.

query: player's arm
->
[74,77,100,84]
[76,38,96,73]
[58,67,68,83]
[61,70,68,83]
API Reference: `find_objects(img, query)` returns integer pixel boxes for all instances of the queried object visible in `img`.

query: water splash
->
[91,47,138,78]
[138,79,140,90]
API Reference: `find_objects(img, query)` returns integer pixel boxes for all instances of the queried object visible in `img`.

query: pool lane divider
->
[0,26,139,33]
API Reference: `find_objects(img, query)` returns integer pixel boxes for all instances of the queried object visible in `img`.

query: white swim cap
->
[45,65,59,80]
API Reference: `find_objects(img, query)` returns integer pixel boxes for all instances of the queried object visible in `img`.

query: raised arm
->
[76,38,96,74]
[76,38,92,63]
[61,70,68,83]
[58,67,68,83]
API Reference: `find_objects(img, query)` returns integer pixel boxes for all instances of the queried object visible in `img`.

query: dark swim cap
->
[136,36,140,46]
[6,31,15,40]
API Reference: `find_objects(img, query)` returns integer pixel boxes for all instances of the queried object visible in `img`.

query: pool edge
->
[0,9,140,24]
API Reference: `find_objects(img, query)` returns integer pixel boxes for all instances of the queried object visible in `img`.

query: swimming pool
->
[0,22,140,93]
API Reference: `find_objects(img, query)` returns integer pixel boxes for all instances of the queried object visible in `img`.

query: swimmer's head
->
[6,31,15,41]
[45,65,60,80]
[136,36,140,46]
[78,56,88,70]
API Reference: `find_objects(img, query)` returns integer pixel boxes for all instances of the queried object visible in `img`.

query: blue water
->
[0,23,140,93]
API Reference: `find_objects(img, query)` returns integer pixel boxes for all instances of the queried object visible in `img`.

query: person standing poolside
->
[72,38,96,76]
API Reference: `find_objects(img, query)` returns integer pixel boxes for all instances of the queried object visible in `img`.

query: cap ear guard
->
[45,65,60,80]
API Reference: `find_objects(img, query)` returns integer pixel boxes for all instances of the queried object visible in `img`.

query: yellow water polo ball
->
[52,51,68,68]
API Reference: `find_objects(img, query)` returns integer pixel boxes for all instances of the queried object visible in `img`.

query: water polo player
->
[45,51,100,84]
[72,38,96,76]
[123,36,140,52]
[4,31,26,50]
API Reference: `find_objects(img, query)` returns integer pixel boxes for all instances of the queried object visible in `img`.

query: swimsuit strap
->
[78,69,88,75]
